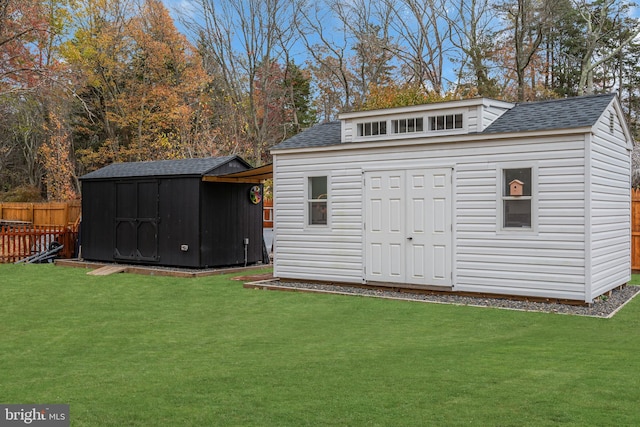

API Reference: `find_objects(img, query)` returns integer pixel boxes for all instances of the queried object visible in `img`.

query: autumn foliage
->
[40,112,77,201]
[1,0,640,199]
[362,83,464,111]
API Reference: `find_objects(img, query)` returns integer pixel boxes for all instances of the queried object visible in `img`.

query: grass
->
[1,263,640,426]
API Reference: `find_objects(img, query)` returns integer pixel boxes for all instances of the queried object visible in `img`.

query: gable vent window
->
[429,113,463,131]
[357,121,387,136]
[609,112,615,133]
[392,117,424,134]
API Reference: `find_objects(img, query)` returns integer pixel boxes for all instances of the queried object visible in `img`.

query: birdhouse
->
[509,179,524,196]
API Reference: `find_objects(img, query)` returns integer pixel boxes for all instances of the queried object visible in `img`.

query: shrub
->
[0,185,44,202]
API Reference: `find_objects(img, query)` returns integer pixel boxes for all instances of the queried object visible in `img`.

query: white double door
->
[365,168,452,286]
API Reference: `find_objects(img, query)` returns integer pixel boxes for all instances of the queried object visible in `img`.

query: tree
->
[254,60,315,158]
[40,110,77,200]
[496,0,554,101]
[63,0,136,170]
[184,0,298,164]
[0,0,75,197]
[572,0,640,95]
[280,61,316,137]
[362,82,459,110]
[538,0,583,97]
[65,0,211,171]
[295,0,357,119]
[386,0,450,95]
[118,0,210,161]
[333,0,395,104]
[447,0,501,97]
[0,0,49,93]
[0,94,46,190]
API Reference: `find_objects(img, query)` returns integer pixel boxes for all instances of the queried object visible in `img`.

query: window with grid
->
[308,176,328,226]
[357,121,387,136]
[392,117,424,134]
[502,168,532,228]
[428,113,463,131]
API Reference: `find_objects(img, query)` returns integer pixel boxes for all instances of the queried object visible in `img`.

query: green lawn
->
[2,264,640,426]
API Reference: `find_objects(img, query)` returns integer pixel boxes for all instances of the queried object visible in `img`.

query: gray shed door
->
[114,181,159,262]
[364,168,452,286]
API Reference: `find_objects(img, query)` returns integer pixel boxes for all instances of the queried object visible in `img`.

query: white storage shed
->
[271,94,633,303]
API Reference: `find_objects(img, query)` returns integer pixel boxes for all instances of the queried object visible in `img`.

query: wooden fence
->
[0,201,81,263]
[1,194,638,265]
[633,189,640,270]
[0,224,78,263]
[263,199,273,228]
[0,200,81,226]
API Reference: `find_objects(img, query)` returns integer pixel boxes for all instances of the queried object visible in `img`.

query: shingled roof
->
[271,121,342,151]
[271,94,617,151]
[80,155,249,180]
[482,93,615,134]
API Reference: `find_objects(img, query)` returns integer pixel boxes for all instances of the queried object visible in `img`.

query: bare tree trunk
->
[183,0,295,164]
[293,0,356,118]
[386,0,449,95]
[575,0,640,96]
[447,0,499,95]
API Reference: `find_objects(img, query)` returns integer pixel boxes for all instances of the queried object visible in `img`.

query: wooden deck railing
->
[1,193,638,265]
[0,224,78,263]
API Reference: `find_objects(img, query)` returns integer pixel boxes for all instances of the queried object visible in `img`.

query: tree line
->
[1,0,639,201]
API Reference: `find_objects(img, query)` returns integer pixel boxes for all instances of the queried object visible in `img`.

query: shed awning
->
[202,163,273,183]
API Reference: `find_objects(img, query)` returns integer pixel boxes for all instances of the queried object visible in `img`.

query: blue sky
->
[161,0,194,34]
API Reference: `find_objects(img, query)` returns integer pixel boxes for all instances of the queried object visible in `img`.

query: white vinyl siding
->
[588,104,631,300]
[455,137,586,301]
[275,97,631,303]
[274,161,363,283]
[274,134,589,299]
[342,120,354,143]
[466,107,480,133]
[339,99,513,143]
[480,104,511,131]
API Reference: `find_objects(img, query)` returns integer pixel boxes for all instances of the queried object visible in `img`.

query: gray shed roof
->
[80,155,249,180]
[483,93,615,134]
[271,94,617,151]
[271,121,342,151]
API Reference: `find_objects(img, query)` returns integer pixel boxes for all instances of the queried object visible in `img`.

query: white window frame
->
[497,163,538,233]
[357,120,387,137]
[428,112,464,132]
[306,174,330,228]
[391,117,424,134]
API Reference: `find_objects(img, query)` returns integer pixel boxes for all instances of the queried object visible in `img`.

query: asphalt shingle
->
[482,93,615,134]
[80,155,240,180]
[270,94,617,151]
[271,121,342,150]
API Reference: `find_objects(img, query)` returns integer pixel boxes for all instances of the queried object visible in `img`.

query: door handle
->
[407,237,413,240]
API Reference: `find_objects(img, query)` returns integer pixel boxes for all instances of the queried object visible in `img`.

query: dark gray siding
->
[80,156,264,268]
[200,182,263,267]
[157,177,201,267]
[81,180,115,261]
